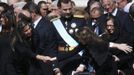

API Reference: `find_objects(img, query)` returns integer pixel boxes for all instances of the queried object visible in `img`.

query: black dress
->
[0,34,17,75]
[82,40,118,75]
[101,30,134,75]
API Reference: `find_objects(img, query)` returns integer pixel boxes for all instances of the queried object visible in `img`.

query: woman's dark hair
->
[0,9,16,34]
[0,2,10,13]
[23,1,40,15]
[17,20,32,37]
[18,13,32,23]
[104,14,121,35]
[10,20,32,51]
[75,26,103,45]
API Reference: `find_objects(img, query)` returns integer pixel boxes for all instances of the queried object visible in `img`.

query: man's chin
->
[65,16,71,19]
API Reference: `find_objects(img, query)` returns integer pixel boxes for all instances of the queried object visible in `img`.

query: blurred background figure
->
[0,2,10,32]
[116,0,134,13]
[38,1,48,17]
[47,0,61,20]
[13,1,26,22]
[85,0,104,36]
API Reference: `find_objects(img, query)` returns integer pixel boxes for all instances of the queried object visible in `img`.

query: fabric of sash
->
[52,19,78,47]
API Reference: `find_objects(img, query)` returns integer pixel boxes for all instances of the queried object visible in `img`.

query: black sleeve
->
[88,41,110,66]
[14,40,37,59]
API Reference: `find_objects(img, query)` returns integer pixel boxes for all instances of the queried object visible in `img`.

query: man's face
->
[40,3,48,17]
[102,0,115,13]
[116,0,127,10]
[60,2,72,18]
[90,2,102,19]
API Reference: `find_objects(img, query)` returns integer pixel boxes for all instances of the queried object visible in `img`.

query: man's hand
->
[112,55,120,61]
[110,42,133,53]
[53,68,62,75]
[72,64,85,75]
[116,43,133,53]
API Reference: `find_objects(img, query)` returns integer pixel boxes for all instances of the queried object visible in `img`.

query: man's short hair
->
[57,0,71,8]
[129,3,134,18]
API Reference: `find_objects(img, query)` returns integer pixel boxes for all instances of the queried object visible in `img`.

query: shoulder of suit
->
[50,16,61,22]
[73,15,85,19]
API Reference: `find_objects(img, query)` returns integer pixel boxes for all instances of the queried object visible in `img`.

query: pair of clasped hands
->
[36,55,57,62]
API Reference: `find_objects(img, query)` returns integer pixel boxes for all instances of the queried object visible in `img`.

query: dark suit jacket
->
[29,17,58,75]
[87,17,105,35]
[34,17,57,57]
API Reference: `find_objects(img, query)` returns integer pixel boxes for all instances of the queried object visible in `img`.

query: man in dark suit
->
[100,0,132,34]
[22,2,59,75]
[86,1,105,36]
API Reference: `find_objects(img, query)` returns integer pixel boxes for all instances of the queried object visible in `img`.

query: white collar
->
[33,16,42,28]
[104,8,118,16]
[112,8,118,16]
[0,25,2,32]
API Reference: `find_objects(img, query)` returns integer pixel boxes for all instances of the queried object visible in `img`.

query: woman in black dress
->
[73,26,133,75]
[0,9,17,75]
[0,10,56,75]
[100,15,134,75]
[75,26,117,75]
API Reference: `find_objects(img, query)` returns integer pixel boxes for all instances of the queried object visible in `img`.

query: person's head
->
[0,10,16,30]
[116,0,128,10]
[18,10,32,23]
[105,15,120,34]
[57,0,73,18]
[23,1,40,21]
[38,1,48,17]
[13,2,26,22]
[75,26,102,45]
[0,2,10,15]
[89,1,103,18]
[100,0,116,13]
[129,3,134,21]
[13,2,26,14]
[17,20,32,38]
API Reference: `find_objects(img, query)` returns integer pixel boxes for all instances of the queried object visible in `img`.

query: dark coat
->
[101,29,134,70]
[0,34,17,75]
[28,17,58,75]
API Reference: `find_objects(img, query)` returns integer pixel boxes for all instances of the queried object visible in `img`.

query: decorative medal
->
[71,23,76,28]
[75,28,78,32]
[69,29,74,34]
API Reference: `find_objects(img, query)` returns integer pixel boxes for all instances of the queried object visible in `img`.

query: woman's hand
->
[54,68,62,75]
[36,55,57,62]
[112,55,120,62]
[73,64,85,75]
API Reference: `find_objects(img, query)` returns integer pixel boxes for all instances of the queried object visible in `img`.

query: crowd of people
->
[0,0,134,75]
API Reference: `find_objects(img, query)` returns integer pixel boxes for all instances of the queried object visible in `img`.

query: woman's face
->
[0,15,8,26]
[106,19,115,34]
[22,25,32,38]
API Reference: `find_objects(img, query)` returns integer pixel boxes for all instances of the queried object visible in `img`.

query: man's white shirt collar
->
[124,1,134,13]
[104,8,118,16]
[0,25,2,32]
[33,16,42,28]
